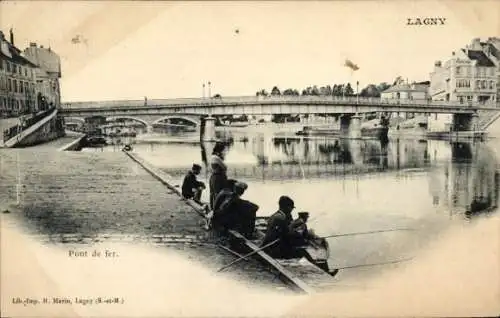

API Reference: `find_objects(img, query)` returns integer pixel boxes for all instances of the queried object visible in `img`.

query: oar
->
[322,228,415,239]
[217,238,280,272]
[333,257,414,270]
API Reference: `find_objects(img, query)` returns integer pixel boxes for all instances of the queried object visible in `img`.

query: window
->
[24,68,27,77]
[12,64,16,74]
[476,80,480,89]
[6,62,11,72]
[490,81,494,89]
[456,67,461,75]
[13,80,17,93]
[0,60,3,70]
[20,82,23,93]
[7,78,11,91]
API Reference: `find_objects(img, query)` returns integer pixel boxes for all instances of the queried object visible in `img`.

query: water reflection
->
[197,136,432,180]
[87,131,499,220]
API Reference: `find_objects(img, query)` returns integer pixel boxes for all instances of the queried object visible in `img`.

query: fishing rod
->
[217,238,280,272]
[333,257,414,270]
[321,228,415,239]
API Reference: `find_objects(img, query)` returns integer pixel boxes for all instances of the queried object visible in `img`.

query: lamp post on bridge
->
[208,81,212,98]
[356,80,359,114]
[202,83,206,99]
[356,81,359,104]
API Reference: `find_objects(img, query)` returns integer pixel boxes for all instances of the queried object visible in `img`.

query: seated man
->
[288,212,322,246]
[231,182,259,239]
[261,196,295,259]
[211,179,238,231]
[213,180,259,239]
[181,164,206,205]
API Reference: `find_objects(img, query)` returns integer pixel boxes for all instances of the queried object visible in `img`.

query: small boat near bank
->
[296,126,341,136]
[187,199,338,293]
[219,121,250,128]
[249,216,332,272]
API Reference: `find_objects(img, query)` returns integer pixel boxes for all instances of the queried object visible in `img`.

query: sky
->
[1,1,498,102]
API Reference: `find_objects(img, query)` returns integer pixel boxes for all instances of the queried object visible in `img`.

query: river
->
[85,125,499,277]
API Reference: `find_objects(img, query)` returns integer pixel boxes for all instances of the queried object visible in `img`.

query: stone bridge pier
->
[452,113,479,132]
[199,116,216,142]
[339,114,362,139]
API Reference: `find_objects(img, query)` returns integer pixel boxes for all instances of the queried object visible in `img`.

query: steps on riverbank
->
[478,109,500,131]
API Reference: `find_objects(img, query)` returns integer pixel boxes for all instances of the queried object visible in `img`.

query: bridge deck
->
[61,96,495,117]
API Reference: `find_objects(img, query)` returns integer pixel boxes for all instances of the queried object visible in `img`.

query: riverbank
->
[1,145,294,317]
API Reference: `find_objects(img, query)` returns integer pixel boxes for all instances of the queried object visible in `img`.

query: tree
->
[325,85,332,96]
[360,84,380,97]
[376,82,391,93]
[311,85,320,96]
[256,89,269,96]
[271,86,281,96]
[344,83,354,96]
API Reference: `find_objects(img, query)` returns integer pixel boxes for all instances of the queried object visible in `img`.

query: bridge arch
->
[106,116,149,127]
[152,115,200,127]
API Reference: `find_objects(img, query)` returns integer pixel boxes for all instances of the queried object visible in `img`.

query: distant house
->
[430,38,498,105]
[380,80,430,101]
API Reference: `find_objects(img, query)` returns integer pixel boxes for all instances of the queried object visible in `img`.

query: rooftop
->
[463,49,496,67]
[0,34,38,67]
[382,82,429,93]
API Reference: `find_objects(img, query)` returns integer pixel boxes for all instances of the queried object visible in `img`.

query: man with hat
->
[181,164,206,205]
[212,180,259,239]
[212,179,238,232]
[261,196,296,258]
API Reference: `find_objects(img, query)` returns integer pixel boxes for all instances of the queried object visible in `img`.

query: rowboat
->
[210,213,339,293]
[247,216,332,273]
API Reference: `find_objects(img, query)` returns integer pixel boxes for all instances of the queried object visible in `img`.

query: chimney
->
[9,28,14,45]
[472,37,481,50]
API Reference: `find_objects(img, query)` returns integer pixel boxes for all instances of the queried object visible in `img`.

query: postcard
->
[1,1,499,317]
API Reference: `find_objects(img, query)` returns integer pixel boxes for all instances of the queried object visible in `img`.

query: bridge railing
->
[61,95,498,110]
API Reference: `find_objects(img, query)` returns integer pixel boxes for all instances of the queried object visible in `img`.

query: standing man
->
[261,196,295,258]
[209,142,228,209]
[181,164,206,205]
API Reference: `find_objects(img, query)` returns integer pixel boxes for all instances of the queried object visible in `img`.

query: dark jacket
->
[212,189,234,222]
[209,154,228,206]
[181,171,204,199]
[212,190,258,237]
[288,218,310,246]
[261,210,293,258]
